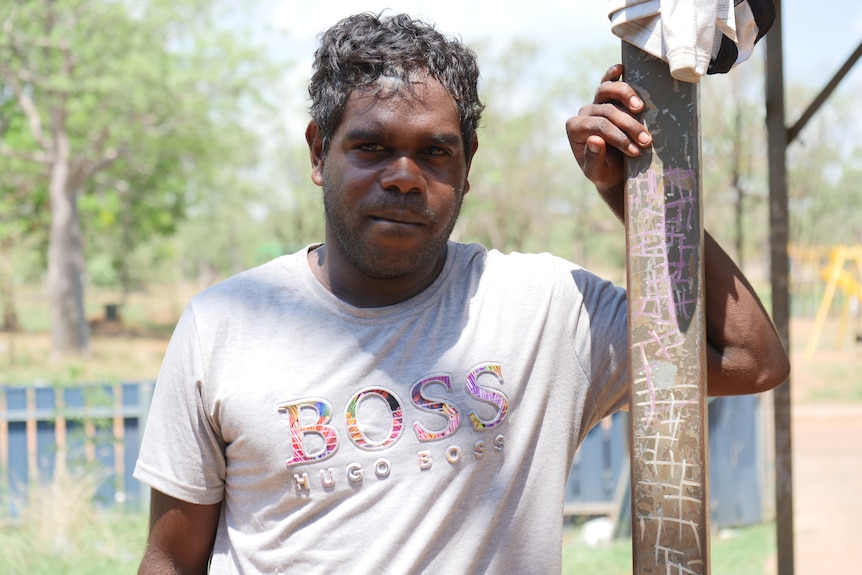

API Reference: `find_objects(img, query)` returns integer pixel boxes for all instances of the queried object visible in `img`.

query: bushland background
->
[2,1,861,573]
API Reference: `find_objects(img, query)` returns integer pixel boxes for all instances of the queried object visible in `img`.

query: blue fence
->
[565,411,630,518]
[564,395,766,529]
[0,382,153,515]
[708,394,766,527]
[1,382,764,529]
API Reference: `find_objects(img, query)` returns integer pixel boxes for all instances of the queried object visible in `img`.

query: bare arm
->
[566,64,790,396]
[138,489,221,575]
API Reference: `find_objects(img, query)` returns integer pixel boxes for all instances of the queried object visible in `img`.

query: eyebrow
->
[342,128,383,142]
[425,133,463,147]
[343,128,462,148]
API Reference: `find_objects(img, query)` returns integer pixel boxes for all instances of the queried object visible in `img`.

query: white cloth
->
[134,242,630,574]
[608,0,765,82]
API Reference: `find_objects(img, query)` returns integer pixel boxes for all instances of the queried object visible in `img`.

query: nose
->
[379,154,425,194]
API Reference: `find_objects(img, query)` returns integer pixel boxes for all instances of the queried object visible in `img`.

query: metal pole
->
[622,46,710,575]
[765,2,795,574]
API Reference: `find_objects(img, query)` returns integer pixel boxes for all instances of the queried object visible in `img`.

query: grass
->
[3,284,860,400]
[790,346,862,403]
[809,384,862,402]
[711,522,775,575]
[788,316,862,404]
[2,492,774,575]
[562,521,776,575]
[0,471,148,575]
[0,330,169,385]
[563,525,632,575]
[0,284,184,385]
[0,511,147,575]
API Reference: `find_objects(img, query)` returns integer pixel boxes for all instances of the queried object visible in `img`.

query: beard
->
[322,181,463,280]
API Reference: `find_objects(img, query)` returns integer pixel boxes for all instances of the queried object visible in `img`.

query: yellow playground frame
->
[793,245,862,358]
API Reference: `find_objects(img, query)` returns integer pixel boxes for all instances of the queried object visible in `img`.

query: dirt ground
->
[786,402,862,574]
[769,319,862,575]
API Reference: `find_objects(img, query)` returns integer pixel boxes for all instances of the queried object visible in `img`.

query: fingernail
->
[630,96,642,109]
[638,132,651,145]
[587,140,601,154]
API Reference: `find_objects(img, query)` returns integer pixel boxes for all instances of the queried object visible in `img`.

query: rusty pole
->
[765,2,794,573]
[622,46,711,575]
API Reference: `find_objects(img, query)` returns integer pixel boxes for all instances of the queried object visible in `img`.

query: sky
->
[269,0,862,92]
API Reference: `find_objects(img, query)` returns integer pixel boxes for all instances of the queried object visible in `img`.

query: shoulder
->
[449,242,620,301]
[451,242,578,274]
[455,243,599,287]
[187,247,310,316]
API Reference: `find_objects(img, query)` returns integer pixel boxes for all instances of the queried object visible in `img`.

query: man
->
[135,12,789,574]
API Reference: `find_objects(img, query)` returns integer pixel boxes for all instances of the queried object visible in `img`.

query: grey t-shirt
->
[134,241,629,574]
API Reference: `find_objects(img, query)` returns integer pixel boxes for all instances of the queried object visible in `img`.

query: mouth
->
[368,210,426,226]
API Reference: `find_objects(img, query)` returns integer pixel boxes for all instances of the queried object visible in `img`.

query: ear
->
[306,120,325,187]
[462,135,479,195]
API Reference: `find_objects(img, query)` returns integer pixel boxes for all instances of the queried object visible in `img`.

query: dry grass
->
[16,470,102,550]
[788,317,862,404]
[0,330,169,385]
[2,310,859,402]
[0,283,193,384]
[0,470,146,573]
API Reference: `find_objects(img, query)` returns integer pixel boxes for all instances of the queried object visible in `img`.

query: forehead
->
[338,76,461,136]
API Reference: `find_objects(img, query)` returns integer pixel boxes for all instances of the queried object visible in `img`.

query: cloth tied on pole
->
[608,0,776,83]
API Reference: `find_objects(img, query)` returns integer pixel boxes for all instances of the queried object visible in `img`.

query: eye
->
[357,143,386,152]
[423,146,450,156]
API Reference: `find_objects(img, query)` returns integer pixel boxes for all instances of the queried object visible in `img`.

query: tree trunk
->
[733,107,745,270]
[0,241,20,331]
[47,113,88,356]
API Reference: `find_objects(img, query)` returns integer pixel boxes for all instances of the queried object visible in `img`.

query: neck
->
[307,244,447,308]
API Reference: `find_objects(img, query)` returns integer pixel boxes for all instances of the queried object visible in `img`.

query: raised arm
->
[138,489,221,575]
[566,64,790,396]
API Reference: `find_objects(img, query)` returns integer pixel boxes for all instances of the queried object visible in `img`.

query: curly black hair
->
[309,12,485,157]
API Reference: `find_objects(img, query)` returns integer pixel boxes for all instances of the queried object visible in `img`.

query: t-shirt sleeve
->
[569,267,630,442]
[133,303,226,505]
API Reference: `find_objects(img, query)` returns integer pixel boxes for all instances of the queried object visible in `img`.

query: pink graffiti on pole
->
[628,166,706,564]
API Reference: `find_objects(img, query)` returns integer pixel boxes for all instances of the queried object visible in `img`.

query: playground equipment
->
[803,245,862,358]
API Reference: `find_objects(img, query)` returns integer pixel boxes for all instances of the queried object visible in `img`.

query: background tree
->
[700,61,770,274]
[785,84,862,247]
[459,40,626,275]
[0,0,276,356]
[162,69,328,286]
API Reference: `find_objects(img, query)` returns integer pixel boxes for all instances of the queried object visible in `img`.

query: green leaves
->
[0,0,281,351]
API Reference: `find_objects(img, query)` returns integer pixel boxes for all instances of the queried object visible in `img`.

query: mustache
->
[362,199,437,225]
[322,182,465,223]
[359,188,464,221]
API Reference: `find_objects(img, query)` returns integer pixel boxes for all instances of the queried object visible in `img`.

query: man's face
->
[310,76,476,280]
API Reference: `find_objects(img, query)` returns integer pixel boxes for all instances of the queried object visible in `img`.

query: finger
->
[582,135,607,176]
[581,134,625,192]
[594,80,645,114]
[600,64,623,84]
[574,106,650,157]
